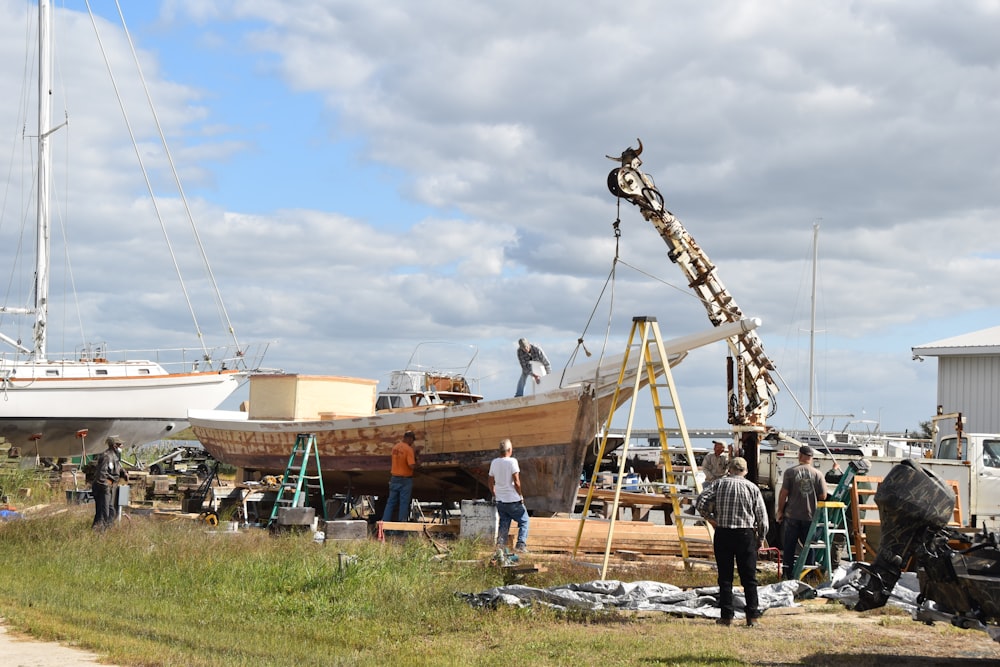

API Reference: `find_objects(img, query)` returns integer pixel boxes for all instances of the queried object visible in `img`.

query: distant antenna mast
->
[808,221,819,424]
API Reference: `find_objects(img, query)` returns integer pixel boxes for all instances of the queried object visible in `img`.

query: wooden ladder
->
[573,316,711,577]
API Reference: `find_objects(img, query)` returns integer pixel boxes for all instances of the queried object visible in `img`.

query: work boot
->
[715,617,732,626]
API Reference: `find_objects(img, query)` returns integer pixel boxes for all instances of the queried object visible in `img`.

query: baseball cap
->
[799,445,816,457]
[728,457,748,472]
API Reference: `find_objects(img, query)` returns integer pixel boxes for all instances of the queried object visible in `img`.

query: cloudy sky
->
[1,0,998,435]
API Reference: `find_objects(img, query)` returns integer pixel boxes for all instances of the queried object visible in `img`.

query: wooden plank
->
[497,516,714,557]
[379,521,458,534]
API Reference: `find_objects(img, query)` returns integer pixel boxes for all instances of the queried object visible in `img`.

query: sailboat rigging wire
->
[108,0,243,357]
[83,2,209,358]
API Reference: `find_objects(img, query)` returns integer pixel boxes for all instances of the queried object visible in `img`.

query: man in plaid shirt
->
[695,456,768,627]
[514,338,551,397]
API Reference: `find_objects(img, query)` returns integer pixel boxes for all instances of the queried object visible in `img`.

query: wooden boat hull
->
[191,385,605,515]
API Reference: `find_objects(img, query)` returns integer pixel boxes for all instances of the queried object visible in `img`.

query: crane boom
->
[606,140,779,456]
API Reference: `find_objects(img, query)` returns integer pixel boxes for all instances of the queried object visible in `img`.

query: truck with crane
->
[605,140,1000,534]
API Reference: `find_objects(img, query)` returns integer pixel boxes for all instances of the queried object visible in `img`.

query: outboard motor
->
[853,459,956,611]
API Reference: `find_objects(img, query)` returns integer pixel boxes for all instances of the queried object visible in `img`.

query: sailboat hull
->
[0,369,242,458]
[191,386,606,515]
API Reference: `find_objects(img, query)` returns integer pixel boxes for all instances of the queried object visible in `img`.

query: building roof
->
[912,325,1000,357]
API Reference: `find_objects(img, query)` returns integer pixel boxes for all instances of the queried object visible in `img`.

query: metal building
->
[912,325,1000,435]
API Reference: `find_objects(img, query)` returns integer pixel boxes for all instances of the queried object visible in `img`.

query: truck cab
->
[933,433,1000,529]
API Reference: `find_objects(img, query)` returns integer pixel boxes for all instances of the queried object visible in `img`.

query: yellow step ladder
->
[573,316,711,577]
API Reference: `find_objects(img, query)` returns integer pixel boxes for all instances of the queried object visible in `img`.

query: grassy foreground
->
[0,505,995,667]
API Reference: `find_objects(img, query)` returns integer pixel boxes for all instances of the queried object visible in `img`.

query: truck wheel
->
[150,464,162,476]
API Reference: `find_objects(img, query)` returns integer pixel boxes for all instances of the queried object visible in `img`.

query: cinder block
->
[277,506,316,526]
[460,500,497,541]
[324,520,368,541]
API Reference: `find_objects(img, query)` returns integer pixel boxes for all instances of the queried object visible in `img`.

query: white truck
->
[759,432,1000,533]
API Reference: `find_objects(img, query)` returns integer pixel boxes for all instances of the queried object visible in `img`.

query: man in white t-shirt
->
[488,438,530,553]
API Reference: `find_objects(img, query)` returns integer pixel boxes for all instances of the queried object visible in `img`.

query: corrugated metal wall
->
[936,356,1000,434]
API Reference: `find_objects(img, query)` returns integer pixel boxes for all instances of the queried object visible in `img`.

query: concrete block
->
[460,499,497,542]
[277,506,316,526]
[324,519,368,541]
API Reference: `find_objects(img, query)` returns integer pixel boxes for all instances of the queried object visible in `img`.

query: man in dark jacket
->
[92,436,127,530]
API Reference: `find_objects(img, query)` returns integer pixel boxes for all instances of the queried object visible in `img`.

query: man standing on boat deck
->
[382,431,419,523]
[702,440,732,483]
[696,456,768,627]
[91,436,127,530]
[515,338,551,397]
[489,438,530,553]
[776,445,828,580]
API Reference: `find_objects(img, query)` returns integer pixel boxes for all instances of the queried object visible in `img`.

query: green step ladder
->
[267,433,327,528]
[792,500,852,581]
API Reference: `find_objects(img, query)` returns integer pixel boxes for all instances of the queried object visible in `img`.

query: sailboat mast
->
[807,222,819,424]
[34,0,53,360]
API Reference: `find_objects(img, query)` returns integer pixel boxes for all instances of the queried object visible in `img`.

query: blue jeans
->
[496,500,529,549]
[382,476,413,522]
[515,371,531,397]
[782,517,813,578]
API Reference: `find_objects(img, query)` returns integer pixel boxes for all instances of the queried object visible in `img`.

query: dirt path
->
[0,622,119,667]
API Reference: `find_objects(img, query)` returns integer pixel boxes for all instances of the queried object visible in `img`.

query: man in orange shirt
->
[382,431,419,522]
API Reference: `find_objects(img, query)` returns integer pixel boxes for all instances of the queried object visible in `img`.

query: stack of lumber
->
[510,516,712,559]
[380,515,711,559]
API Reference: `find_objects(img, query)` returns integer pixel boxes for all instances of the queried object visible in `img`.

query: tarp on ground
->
[458,579,809,620]
[457,566,923,620]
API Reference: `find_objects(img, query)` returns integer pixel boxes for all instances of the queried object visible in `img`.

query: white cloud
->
[1,0,998,433]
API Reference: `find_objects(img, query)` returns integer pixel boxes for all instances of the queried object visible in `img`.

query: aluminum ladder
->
[267,433,327,528]
[573,316,711,577]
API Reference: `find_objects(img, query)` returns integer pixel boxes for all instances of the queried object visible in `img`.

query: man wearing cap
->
[515,338,551,397]
[489,438,530,553]
[696,456,768,627]
[91,436,127,530]
[382,431,420,523]
[701,440,732,483]
[776,445,828,580]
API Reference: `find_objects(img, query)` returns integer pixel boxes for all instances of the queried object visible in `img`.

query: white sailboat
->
[0,1,264,460]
